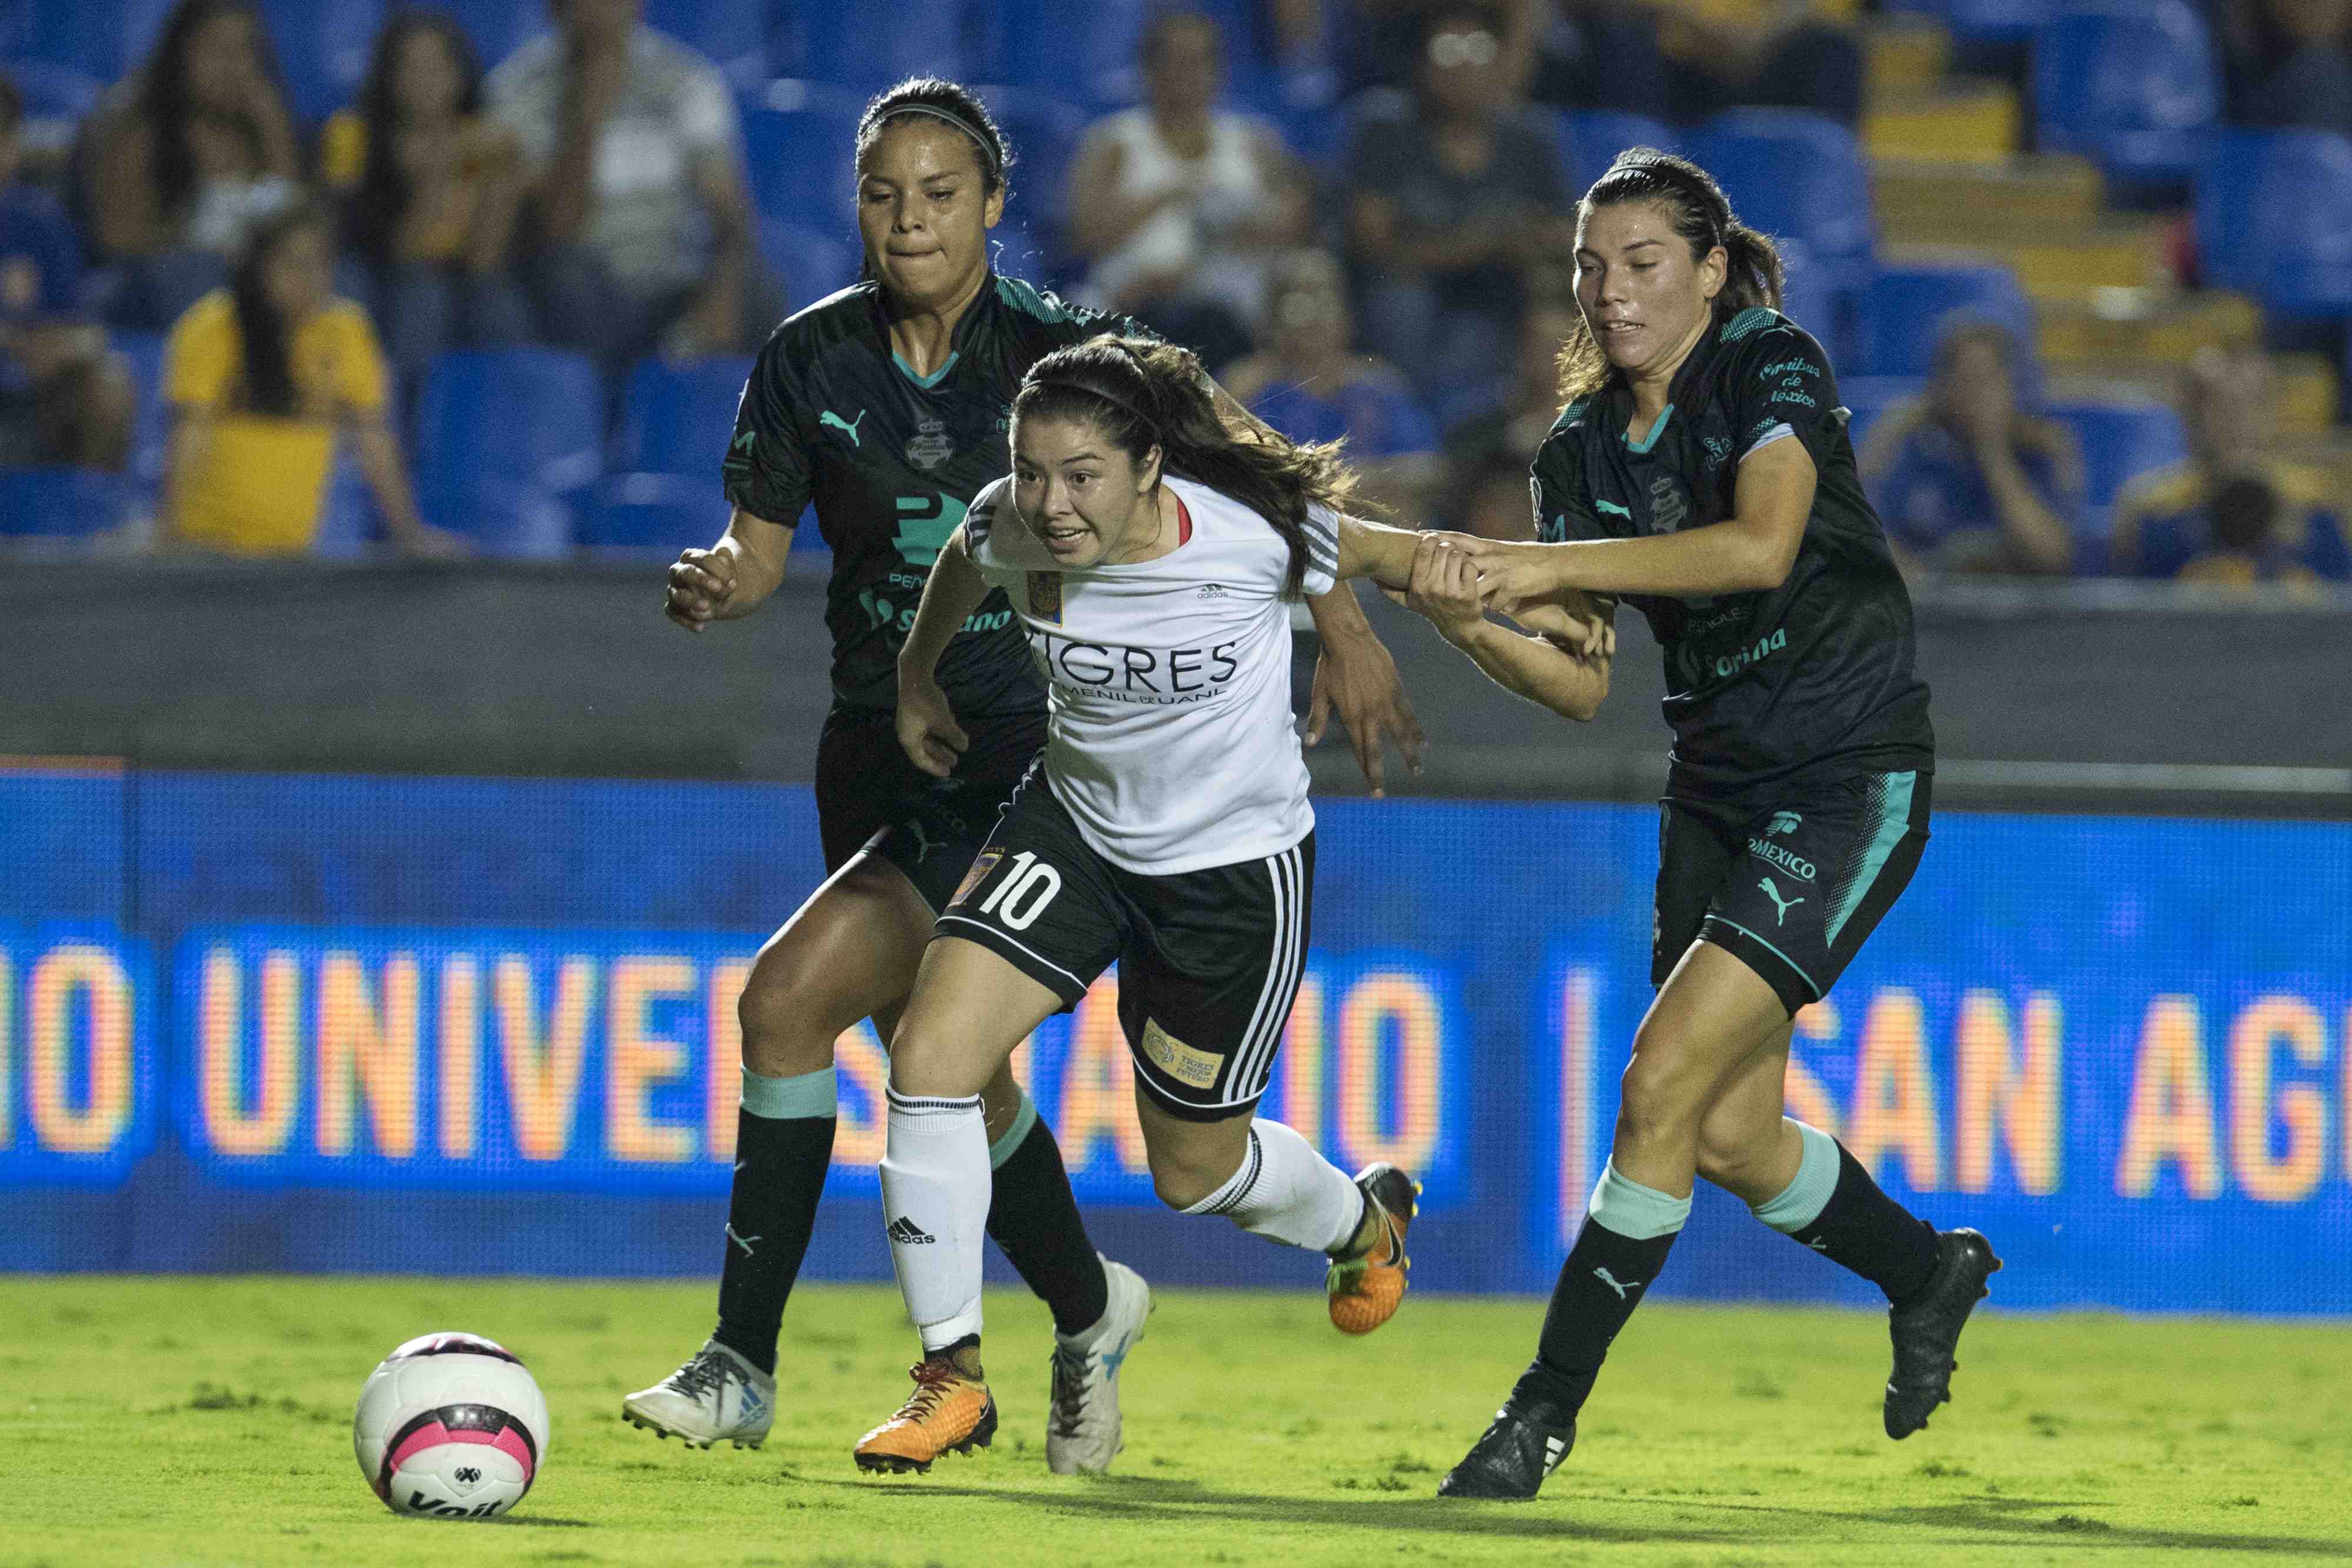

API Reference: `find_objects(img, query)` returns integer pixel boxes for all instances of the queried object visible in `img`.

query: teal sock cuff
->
[1588,1160,1692,1241]
[988,1092,1040,1170]
[741,1065,837,1121]
[1753,1122,1840,1233]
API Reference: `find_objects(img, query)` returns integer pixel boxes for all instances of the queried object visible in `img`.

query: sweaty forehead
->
[860,118,988,183]
[1576,199,1682,252]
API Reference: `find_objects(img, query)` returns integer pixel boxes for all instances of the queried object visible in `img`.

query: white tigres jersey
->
[965,473,1339,874]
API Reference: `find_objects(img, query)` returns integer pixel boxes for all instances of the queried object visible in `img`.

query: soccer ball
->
[353,1332,550,1519]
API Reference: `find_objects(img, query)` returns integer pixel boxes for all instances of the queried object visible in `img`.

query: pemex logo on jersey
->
[1028,570,1063,623]
[892,494,968,567]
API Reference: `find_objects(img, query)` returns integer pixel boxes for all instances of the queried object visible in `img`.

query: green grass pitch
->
[5,1276,2349,1567]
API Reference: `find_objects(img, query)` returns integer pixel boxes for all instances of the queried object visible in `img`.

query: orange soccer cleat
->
[1327,1163,1419,1335]
[853,1357,999,1474]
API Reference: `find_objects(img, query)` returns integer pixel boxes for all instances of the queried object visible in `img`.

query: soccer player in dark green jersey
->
[625,79,1422,1475]
[1405,151,1999,1500]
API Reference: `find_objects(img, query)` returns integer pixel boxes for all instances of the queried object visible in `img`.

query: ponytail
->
[1554,148,1787,408]
[1015,335,1358,599]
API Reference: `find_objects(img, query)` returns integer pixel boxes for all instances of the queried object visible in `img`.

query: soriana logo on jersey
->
[1028,571,1063,623]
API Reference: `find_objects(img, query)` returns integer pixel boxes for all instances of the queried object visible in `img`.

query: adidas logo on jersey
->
[888,1217,937,1245]
[1197,583,1228,599]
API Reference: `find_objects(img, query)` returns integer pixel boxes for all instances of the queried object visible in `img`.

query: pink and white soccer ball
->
[353,1333,550,1519]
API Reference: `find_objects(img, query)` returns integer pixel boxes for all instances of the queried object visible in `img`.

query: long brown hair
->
[1013,335,1357,599]
[1555,148,1785,408]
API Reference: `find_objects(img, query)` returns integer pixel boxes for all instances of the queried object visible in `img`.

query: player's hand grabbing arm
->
[1406,533,1613,722]
[666,508,793,632]
[1306,515,1429,798]
[894,524,990,778]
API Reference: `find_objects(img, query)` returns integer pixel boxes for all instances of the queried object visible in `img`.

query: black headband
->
[1027,376,1163,443]
[1612,156,1725,250]
[876,103,1001,182]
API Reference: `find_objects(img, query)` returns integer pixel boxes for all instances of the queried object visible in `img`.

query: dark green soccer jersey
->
[722,272,1142,714]
[1531,307,1935,800]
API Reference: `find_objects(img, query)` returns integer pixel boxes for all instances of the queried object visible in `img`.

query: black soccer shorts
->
[813,704,1049,914]
[933,768,1314,1122]
[1652,770,1932,1016]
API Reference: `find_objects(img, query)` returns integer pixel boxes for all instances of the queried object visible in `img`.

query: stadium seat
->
[1884,0,2043,46]
[6,60,102,148]
[1688,110,1875,291]
[613,355,756,480]
[440,0,542,72]
[1774,243,1848,366]
[2194,129,2352,320]
[776,0,967,90]
[1851,261,2036,379]
[412,347,602,558]
[759,217,860,313]
[642,0,768,89]
[1562,109,1679,185]
[255,0,384,128]
[973,83,1087,241]
[978,0,1150,106]
[2,0,175,86]
[741,88,866,229]
[2032,2,2219,190]
[0,466,127,540]
[2047,393,2190,518]
[581,470,732,555]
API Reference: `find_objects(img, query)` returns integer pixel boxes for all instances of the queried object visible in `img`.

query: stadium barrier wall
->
[4,763,2348,1315]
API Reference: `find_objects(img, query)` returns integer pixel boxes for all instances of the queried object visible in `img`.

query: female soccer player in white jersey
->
[847,335,1577,1473]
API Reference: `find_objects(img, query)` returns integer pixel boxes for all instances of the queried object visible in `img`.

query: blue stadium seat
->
[441,0,542,72]
[973,83,1087,240]
[2047,393,2189,516]
[581,471,731,555]
[2,0,175,85]
[1561,109,1679,186]
[740,85,866,228]
[412,347,602,558]
[7,60,102,143]
[2033,2,2219,190]
[2195,129,2352,320]
[777,0,967,89]
[255,0,384,128]
[1689,110,1874,290]
[0,466,127,540]
[643,0,768,89]
[1884,0,2043,46]
[979,0,1150,106]
[758,217,859,312]
[1838,375,1926,452]
[613,355,755,479]
[1852,262,2036,378]
[1775,245,1847,366]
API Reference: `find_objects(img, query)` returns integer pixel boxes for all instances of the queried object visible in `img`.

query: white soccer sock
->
[1183,1119,1364,1255]
[880,1085,990,1353]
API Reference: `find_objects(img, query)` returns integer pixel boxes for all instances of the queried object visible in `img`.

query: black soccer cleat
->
[1883,1227,2001,1439]
[1436,1396,1576,1500]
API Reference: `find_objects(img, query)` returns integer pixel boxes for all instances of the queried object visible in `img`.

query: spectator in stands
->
[489,0,767,377]
[1652,0,1865,126]
[1067,9,1311,372]
[2112,343,2349,584]
[1343,4,1572,396]
[1439,299,1581,519]
[322,11,532,401]
[0,75,134,471]
[1528,2,1674,121]
[1221,249,1439,517]
[75,0,303,331]
[163,200,456,556]
[1858,320,2084,576]
[1339,0,1544,96]
[2216,0,2352,135]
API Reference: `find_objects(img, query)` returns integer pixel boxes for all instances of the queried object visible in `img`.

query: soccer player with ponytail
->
[1412,151,1999,1499]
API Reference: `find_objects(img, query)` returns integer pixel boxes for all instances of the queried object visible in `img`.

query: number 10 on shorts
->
[973,851,1062,931]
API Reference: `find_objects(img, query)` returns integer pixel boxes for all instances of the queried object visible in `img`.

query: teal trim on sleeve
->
[1828,771,1917,947]
[1752,1121,1840,1233]
[987,1092,1040,1169]
[741,1065,838,1121]
[1587,1159,1692,1240]
[1720,306,1779,342]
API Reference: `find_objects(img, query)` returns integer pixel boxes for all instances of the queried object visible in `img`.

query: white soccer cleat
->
[1045,1257,1151,1475]
[621,1340,775,1450]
